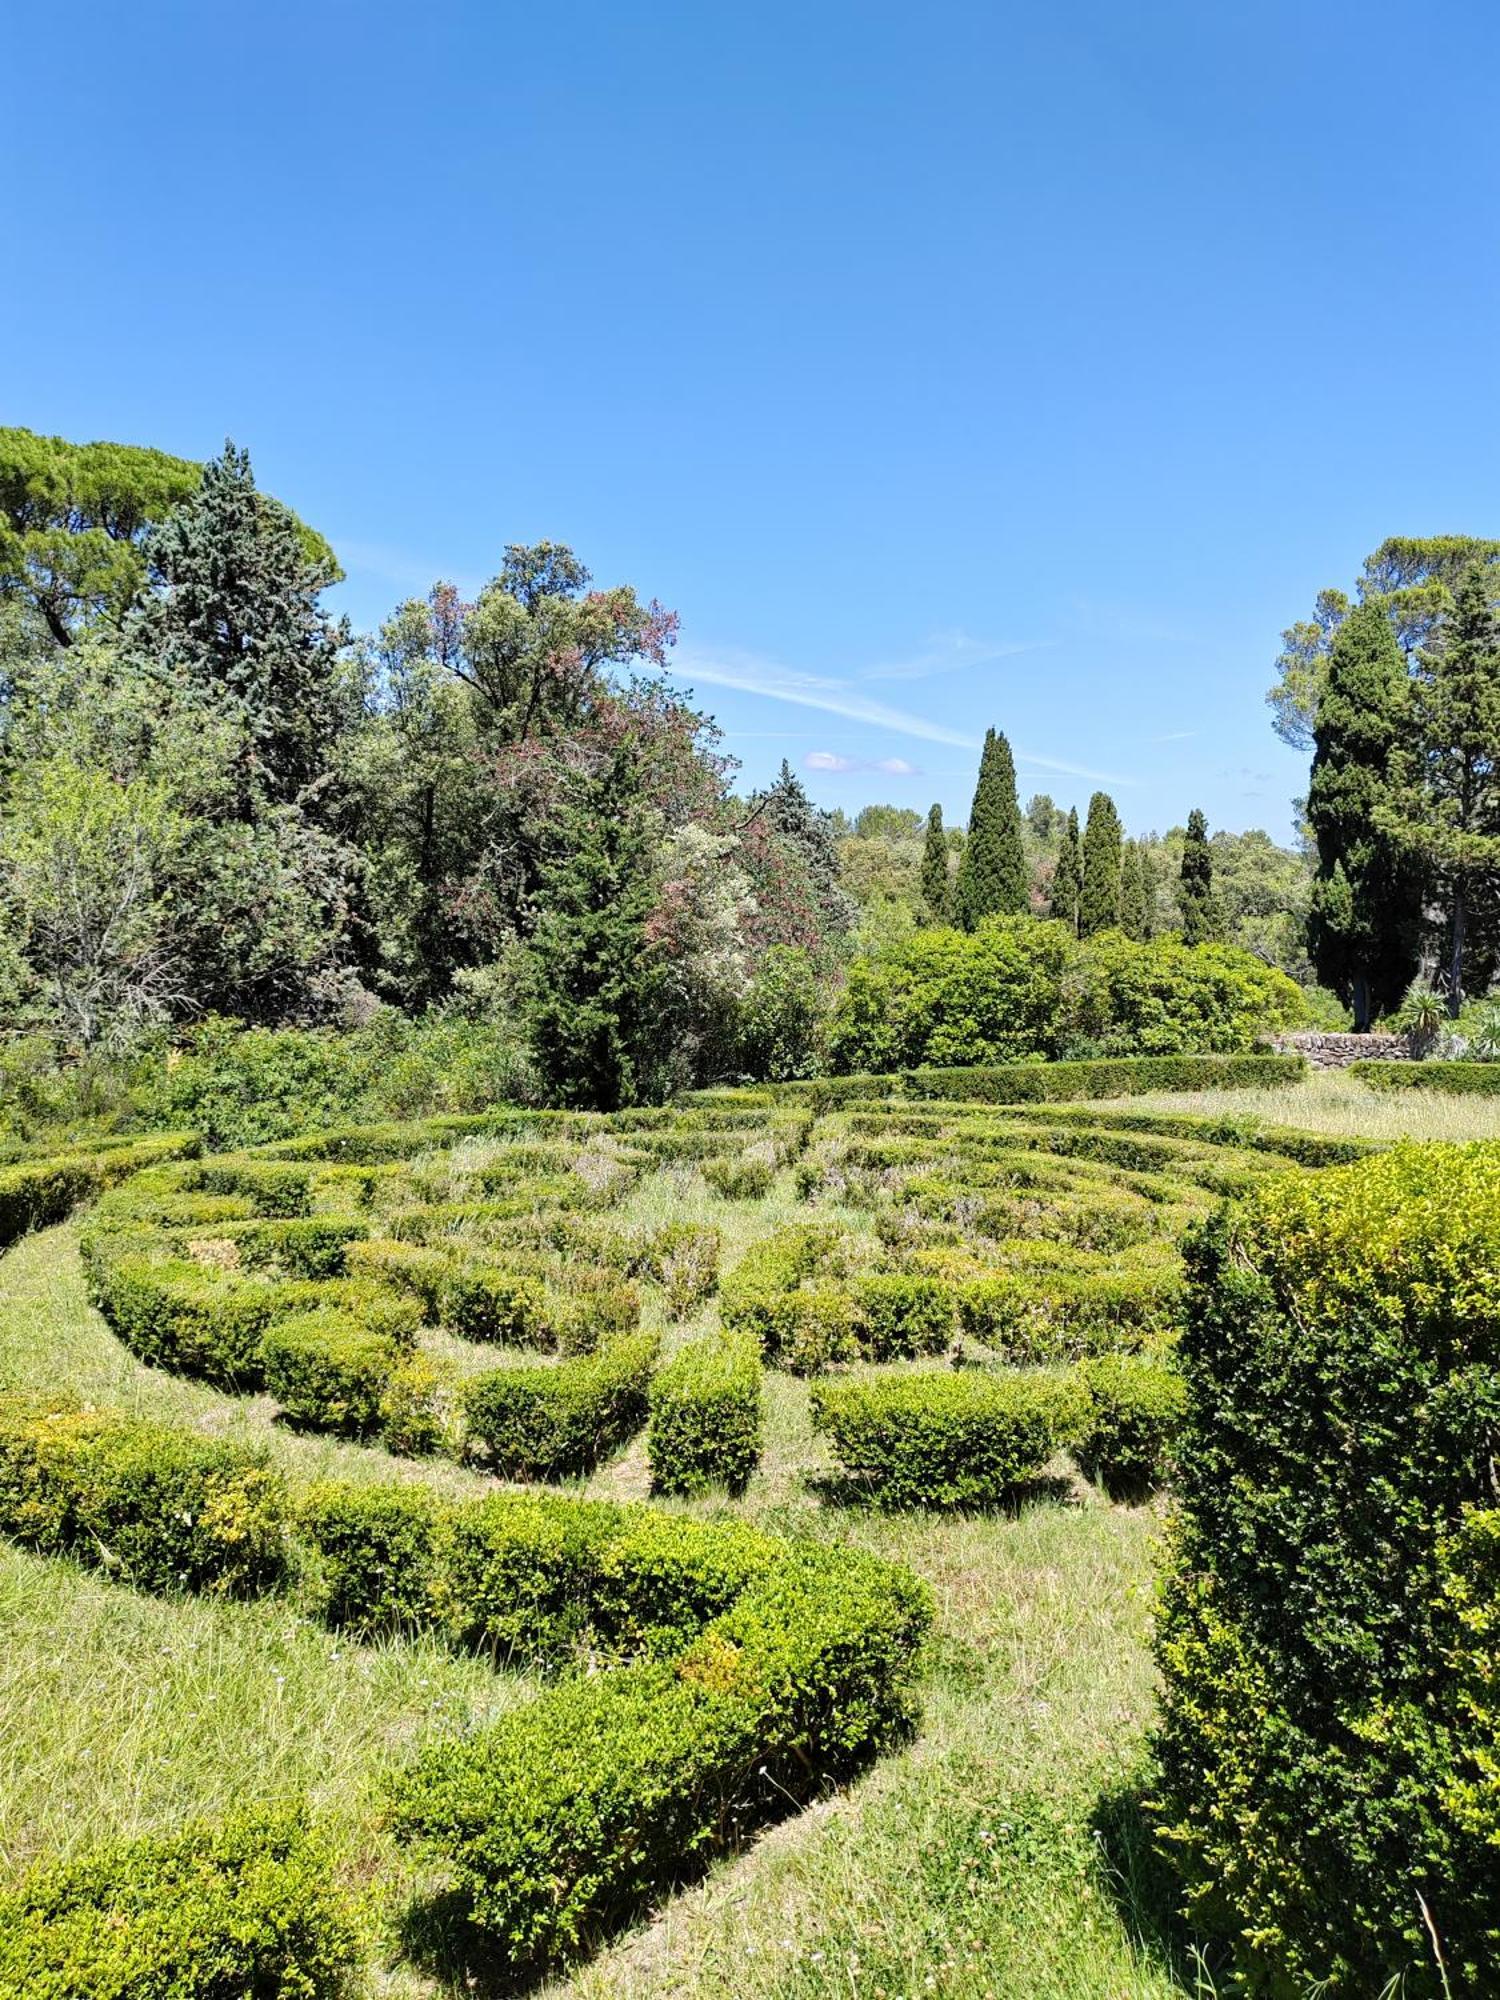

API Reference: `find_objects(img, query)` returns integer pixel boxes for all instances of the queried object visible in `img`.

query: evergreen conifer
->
[953,728,1027,929]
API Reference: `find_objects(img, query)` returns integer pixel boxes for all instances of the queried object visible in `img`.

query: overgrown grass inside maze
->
[0,1071,1379,1995]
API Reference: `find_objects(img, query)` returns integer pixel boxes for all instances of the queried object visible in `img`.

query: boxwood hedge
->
[1156,1142,1500,1996]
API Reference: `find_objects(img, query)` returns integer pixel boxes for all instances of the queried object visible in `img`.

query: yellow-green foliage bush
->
[0,1396,288,1596]
[955,1263,1180,1363]
[1156,1143,1500,1997]
[810,1368,1090,1509]
[647,1330,762,1496]
[0,1803,358,2000]
[0,1131,200,1249]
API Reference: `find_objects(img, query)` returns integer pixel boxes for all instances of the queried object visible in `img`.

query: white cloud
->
[804,751,924,778]
[671,644,1132,784]
[863,630,1052,683]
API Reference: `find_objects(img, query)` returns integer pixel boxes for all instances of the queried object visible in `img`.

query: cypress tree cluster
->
[1119,840,1149,939]
[920,803,950,921]
[953,727,1027,929]
[1049,807,1082,933]
[1078,791,1123,936]
[1177,809,1224,945]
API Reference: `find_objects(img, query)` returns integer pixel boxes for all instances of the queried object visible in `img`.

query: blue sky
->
[8,0,1498,839]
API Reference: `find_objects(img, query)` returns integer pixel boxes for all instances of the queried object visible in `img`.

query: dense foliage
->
[1156,1144,1500,1995]
[825,917,1305,1073]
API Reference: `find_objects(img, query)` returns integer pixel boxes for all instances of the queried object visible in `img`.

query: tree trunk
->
[1448,880,1467,1018]
[1351,969,1372,1033]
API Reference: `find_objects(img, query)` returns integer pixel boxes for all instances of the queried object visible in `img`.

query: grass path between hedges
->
[0,1207,1206,2000]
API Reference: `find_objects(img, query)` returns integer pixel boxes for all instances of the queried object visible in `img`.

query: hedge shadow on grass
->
[805,1468,1077,1516]
[1088,1776,1226,1997]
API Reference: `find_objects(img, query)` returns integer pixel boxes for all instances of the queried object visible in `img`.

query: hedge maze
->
[4,1051,1443,1995]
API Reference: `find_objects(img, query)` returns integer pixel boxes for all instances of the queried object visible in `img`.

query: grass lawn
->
[5,1072,1479,1997]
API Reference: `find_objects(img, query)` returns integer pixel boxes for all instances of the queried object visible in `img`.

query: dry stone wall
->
[1272,1031,1411,1069]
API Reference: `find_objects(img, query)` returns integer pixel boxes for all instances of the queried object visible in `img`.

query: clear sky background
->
[7,1,1498,839]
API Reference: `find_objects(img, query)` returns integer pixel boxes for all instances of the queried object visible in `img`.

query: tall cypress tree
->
[1382,562,1500,1011]
[1079,791,1123,936]
[1119,839,1148,940]
[1049,807,1081,933]
[1306,601,1424,1028]
[526,741,666,1110]
[1178,809,1224,944]
[919,802,949,921]
[953,727,1026,929]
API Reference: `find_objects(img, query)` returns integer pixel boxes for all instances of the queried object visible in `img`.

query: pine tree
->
[525,742,667,1110]
[1078,792,1123,936]
[1050,808,1081,932]
[760,760,855,937]
[952,727,1027,929]
[1119,839,1148,940]
[919,802,949,921]
[1381,562,1500,1011]
[1178,809,1224,944]
[126,442,348,819]
[1306,601,1425,1028]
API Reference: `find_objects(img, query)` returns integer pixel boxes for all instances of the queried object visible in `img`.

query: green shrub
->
[296,1479,449,1634]
[634,1221,720,1315]
[0,1396,288,1596]
[902,1052,1304,1104]
[378,1351,464,1457]
[437,1491,623,1664]
[262,1311,400,1436]
[1351,1059,1500,1096]
[0,1132,201,1249]
[236,1215,367,1279]
[463,1332,659,1479]
[955,1262,1180,1363]
[1155,1142,1500,1996]
[0,1802,359,2000]
[1075,1352,1185,1497]
[702,1155,774,1200]
[810,1368,1090,1509]
[853,1275,954,1358]
[344,1236,450,1315]
[386,1545,929,1968]
[440,1264,550,1345]
[647,1331,762,1496]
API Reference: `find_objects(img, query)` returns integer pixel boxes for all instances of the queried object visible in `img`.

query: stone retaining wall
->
[1273,1031,1412,1069]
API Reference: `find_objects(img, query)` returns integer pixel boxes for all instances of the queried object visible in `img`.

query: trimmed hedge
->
[386,1541,930,1969]
[647,1331,762,1496]
[0,1396,288,1597]
[955,1262,1181,1363]
[802,1052,1304,1110]
[263,1310,406,1436]
[0,1803,358,2000]
[1075,1352,1185,1497]
[1156,1142,1500,1996]
[810,1368,1091,1508]
[1351,1059,1500,1096]
[0,1132,200,1250]
[0,1399,930,1984]
[463,1331,660,1478]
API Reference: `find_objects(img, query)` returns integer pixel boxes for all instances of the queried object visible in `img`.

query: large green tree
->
[0,427,336,651]
[125,442,353,819]
[1306,602,1425,1027]
[1268,535,1500,750]
[1177,809,1224,945]
[1119,839,1149,940]
[919,802,949,921]
[953,727,1026,929]
[1078,791,1123,937]
[1380,562,1500,1011]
